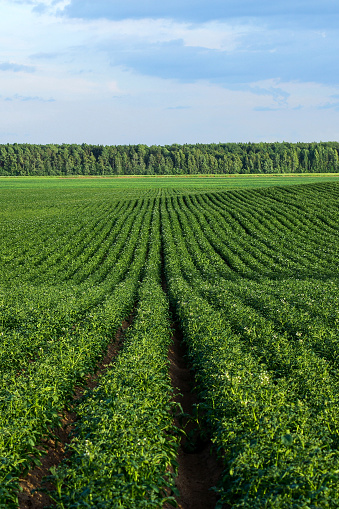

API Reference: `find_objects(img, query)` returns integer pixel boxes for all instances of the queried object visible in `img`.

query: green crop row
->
[49,201,179,509]
[0,198,154,507]
[161,184,339,508]
[1,181,339,507]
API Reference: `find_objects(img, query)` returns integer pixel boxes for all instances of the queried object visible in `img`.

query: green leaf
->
[281,434,293,446]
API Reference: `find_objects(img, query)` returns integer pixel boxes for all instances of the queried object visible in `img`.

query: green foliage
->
[1,181,339,507]
[161,182,339,508]
[1,141,339,176]
[0,193,154,506]
[49,203,179,508]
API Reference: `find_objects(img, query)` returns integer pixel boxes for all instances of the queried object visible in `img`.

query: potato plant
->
[0,181,339,507]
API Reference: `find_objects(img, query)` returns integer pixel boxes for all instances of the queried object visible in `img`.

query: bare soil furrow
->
[163,277,227,509]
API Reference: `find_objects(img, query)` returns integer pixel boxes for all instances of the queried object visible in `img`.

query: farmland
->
[1,176,339,508]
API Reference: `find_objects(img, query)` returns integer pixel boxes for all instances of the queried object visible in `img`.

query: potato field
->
[1,180,339,508]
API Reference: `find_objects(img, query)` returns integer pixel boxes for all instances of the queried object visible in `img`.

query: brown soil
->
[165,318,227,509]
[18,315,133,509]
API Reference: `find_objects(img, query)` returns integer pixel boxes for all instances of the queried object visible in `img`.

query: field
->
[1,175,339,508]
[1,173,339,190]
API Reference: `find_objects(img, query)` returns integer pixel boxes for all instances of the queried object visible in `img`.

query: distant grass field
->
[1,173,339,190]
[1,173,338,220]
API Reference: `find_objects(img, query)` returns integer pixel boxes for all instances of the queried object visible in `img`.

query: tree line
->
[0,141,338,176]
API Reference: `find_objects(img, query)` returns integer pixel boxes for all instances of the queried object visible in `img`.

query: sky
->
[0,0,339,145]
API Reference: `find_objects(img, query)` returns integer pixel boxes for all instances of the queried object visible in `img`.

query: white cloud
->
[277,80,339,109]
[81,18,245,51]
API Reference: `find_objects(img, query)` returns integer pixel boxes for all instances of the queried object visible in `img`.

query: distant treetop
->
[0,141,338,176]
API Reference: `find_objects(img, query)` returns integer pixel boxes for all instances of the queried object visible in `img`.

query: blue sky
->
[0,0,339,144]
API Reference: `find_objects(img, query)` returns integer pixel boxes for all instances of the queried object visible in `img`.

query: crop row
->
[1,181,339,507]
[161,183,339,507]
[49,200,178,508]
[0,197,155,507]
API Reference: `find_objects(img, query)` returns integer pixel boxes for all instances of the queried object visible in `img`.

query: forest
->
[0,141,339,176]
